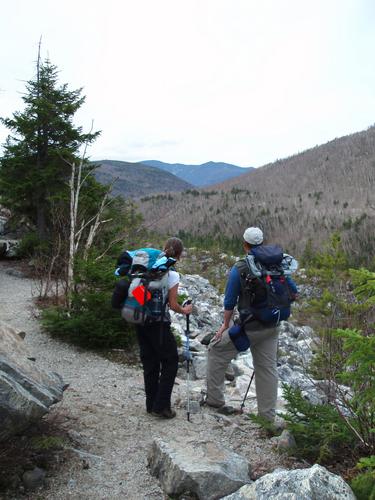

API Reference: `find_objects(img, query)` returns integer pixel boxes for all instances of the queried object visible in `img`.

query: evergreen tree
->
[0,56,99,239]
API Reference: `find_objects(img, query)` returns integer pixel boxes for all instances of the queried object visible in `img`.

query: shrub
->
[333,328,375,453]
[17,232,49,258]
[350,456,375,500]
[42,291,135,349]
[283,254,375,473]
[282,385,354,463]
[41,255,136,349]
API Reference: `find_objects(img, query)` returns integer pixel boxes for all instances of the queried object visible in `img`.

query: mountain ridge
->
[93,160,193,198]
[141,160,253,187]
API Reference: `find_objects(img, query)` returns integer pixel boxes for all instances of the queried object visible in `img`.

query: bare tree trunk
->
[66,161,77,308]
[64,134,114,309]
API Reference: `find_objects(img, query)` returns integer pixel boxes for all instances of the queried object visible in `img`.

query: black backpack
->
[237,245,297,325]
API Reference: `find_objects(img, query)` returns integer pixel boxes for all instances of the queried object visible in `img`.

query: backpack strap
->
[234,260,259,314]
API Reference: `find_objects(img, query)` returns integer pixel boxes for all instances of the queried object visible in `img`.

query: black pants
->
[136,322,178,412]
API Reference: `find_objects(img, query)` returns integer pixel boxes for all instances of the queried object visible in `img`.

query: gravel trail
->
[0,262,290,499]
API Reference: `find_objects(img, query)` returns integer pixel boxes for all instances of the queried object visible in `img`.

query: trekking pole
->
[240,371,255,413]
[183,299,192,422]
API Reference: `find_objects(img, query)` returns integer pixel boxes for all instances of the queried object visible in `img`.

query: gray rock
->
[192,355,207,380]
[22,467,46,490]
[222,464,355,499]
[0,239,20,258]
[148,437,252,500]
[278,321,298,338]
[270,429,296,451]
[230,361,244,377]
[0,322,66,441]
[200,332,215,345]
[5,268,25,279]
[189,339,207,353]
[298,325,314,338]
[225,364,235,381]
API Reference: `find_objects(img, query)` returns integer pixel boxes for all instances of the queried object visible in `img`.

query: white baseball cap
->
[243,227,263,245]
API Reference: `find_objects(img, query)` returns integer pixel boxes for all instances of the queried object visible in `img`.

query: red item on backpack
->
[132,285,151,305]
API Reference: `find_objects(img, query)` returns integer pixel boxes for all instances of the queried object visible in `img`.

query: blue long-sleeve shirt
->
[224,265,298,311]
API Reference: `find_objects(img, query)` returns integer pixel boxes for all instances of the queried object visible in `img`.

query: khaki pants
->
[206,321,278,421]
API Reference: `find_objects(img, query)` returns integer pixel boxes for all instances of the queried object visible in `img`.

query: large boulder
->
[148,437,252,500]
[0,239,20,258]
[222,464,355,499]
[0,322,66,441]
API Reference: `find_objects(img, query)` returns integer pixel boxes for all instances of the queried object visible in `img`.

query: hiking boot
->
[151,408,177,419]
[199,392,224,408]
[201,399,240,415]
[216,405,241,416]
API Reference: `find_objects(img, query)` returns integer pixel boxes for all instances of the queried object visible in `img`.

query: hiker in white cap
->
[204,227,298,419]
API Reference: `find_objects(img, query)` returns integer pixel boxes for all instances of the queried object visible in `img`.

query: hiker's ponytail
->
[164,237,183,259]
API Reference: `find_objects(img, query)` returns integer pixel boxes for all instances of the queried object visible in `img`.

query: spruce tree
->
[0,57,99,239]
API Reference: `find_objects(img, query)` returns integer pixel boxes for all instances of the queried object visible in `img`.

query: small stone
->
[22,467,46,490]
[200,332,215,345]
[277,429,296,450]
[82,459,90,469]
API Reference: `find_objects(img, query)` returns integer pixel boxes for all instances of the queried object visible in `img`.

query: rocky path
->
[0,262,290,500]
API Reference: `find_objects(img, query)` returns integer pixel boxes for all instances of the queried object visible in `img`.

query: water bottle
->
[149,289,162,317]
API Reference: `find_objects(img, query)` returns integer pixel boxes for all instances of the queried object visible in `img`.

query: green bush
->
[283,250,375,477]
[42,255,135,349]
[333,328,375,453]
[350,456,375,500]
[17,232,50,257]
[42,291,135,349]
[282,385,354,463]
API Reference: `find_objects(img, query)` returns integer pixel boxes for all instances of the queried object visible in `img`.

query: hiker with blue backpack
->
[114,237,192,419]
[204,227,298,421]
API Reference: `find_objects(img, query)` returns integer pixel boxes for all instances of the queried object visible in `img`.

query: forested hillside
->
[94,160,192,197]
[137,127,375,263]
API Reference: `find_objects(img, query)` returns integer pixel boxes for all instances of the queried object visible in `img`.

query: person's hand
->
[182,303,193,315]
[213,324,227,342]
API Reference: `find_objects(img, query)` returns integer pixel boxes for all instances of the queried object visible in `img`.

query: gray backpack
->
[118,249,175,325]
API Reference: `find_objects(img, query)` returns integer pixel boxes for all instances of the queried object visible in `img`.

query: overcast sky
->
[1,0,374,167]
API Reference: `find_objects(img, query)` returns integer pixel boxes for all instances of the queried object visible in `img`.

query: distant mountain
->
[141,160,253,187]
[93,160,192,198]
[137,127,375,265]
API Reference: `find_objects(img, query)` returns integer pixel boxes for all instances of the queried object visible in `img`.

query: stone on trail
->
[192,354,207,379]
[221,464,356,499]
[22,466,46,491]
[148,437,252,500]
[0,321,66,441]
[270,429,296,451]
